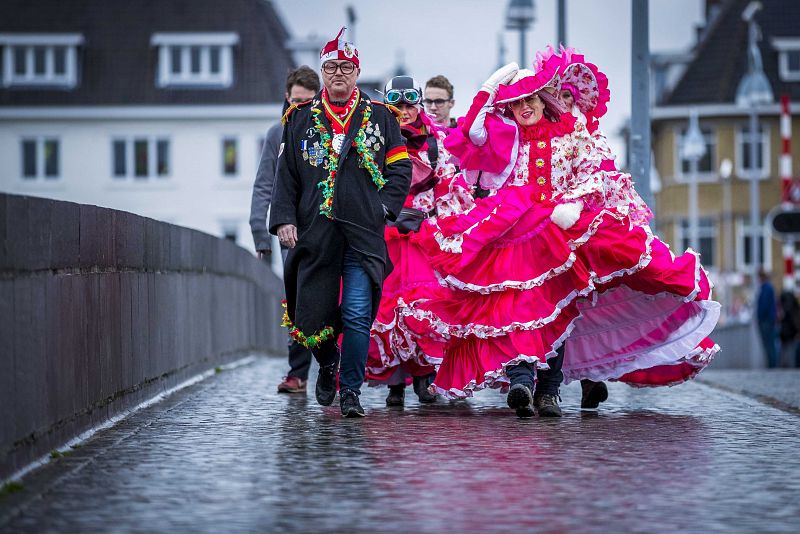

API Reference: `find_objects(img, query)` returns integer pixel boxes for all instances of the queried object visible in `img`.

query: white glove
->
[481,62,519,97]
[468,63,518,147]
[550,201,583,230]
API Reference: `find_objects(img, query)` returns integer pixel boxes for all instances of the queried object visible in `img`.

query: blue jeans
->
[759,320,779,368]
[339,247,373,394]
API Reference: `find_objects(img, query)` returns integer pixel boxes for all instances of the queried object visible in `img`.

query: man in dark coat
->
[269,28,412,417]
[250,66,320,395]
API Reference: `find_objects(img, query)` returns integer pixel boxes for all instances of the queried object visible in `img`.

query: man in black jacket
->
[250,66,319,395]
[269,28,412,417]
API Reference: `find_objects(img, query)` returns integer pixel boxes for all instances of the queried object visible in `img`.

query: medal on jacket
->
[332,133,346,154]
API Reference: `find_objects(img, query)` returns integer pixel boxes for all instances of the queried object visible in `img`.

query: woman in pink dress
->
[366,76,465,406]
[406,57,720,417]
[547,46,655,410]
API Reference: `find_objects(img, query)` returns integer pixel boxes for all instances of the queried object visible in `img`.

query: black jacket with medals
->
[269,90,412,341]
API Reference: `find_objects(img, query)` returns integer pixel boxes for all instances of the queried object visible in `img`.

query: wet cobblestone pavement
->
[2,356,799,533]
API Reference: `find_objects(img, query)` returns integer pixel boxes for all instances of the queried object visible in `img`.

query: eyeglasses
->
[509,94,541,109]
[322,61,356,75]
[422,98,452,107]
[385,89,421,105]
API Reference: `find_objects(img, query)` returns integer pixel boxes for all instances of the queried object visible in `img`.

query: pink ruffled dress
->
[366,113,468,384]
[405,91,720,398]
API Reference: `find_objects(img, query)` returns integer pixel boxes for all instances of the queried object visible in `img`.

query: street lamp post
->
[682,109,707,252]
[735,1,774,302]
[505,0,535,68]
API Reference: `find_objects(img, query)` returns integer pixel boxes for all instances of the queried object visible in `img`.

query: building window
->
[223,137,238,176]
[151,33,238,88]
[20,138,60,180]
[736,219,772,273]
[112,138,170,179]
[773,38,800,82]
[735,123,770,180]
[675,218,717,269]
[0,33,83,88]
[675,126,717,182]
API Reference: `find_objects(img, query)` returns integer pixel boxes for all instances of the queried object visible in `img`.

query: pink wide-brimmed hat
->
[494,53,561,105]
[534,45,610,121]
[320,27,360,68]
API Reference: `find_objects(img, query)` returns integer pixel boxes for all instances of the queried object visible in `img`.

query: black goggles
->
[384,88,421,105]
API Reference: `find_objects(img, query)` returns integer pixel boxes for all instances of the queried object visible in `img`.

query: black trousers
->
[287,340,313,380]
[506,345,564,396]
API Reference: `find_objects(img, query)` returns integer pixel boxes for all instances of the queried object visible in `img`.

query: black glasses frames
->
[322,62,356,75]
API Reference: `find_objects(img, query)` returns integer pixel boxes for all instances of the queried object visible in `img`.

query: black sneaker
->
[534,393,562,417]
[413,373,438,404]
[506,384,535,418]
[340,389,365,418]
[385,384,405,407]
[580,380,608,410]
[315,363,338,406]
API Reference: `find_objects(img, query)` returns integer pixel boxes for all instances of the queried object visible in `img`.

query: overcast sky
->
[272,0,706,158]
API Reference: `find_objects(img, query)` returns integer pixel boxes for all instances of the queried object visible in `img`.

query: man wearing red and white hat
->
[270,28,412,418]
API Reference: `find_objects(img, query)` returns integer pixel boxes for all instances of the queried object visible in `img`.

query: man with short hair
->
[423,75,456,128]
[270,28,412,417]
[250,65,320,394]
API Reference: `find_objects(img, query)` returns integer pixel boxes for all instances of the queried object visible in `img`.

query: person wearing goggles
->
[365,76,464,408]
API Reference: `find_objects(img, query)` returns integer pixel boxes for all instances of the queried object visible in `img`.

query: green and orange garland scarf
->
[311,89,388,219]
[281,301,335,349]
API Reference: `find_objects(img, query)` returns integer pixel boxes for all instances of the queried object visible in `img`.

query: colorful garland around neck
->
[311,101,386,219]
[281,301,335,349]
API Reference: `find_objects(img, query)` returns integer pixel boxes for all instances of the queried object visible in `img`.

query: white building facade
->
[0,0,296,255]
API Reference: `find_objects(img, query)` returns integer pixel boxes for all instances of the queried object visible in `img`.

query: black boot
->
[506,362,535,418]
[413,373,438,404]
[580,379,608,409]
[506,384,535,418]
[385,384,405,407]
[533,393,562,417]
[315,362,338,406]
[340,388,365,418]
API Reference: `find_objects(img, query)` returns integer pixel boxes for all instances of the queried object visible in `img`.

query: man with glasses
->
[423,75,456,128]
[250,66,320,396]
[270,28,412,418]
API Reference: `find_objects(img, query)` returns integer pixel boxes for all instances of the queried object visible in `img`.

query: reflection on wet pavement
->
[2,357,799,532]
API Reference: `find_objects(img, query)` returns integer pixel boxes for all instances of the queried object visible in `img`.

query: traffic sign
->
[768,205,800,238]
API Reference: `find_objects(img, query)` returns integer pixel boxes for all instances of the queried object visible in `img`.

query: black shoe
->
[506,384,535,418]
[340,389,365,418]
[580,380,608,410]
[534,393,562,417]
[315,363,338,406]
[413,373,438,404]
[385,384,405,407]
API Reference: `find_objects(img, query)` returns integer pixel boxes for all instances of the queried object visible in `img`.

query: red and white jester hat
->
[320,27,359,68]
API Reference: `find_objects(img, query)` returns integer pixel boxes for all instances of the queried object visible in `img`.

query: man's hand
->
[276,224,298,248]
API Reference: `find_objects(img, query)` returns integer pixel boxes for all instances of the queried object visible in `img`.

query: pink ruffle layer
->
[367,221,445,383]
[408,183,720,398]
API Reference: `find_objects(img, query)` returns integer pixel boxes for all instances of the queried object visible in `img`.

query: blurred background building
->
[0,0,295,250]
[648,0,800,323]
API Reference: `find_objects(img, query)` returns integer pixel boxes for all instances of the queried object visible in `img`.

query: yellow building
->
[650,0,800,319]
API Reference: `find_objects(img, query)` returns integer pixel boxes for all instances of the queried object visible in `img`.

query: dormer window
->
[151,33,238,88]
[0,33,82,88]
[772,38,800,82]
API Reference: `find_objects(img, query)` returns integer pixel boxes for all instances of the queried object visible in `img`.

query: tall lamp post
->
[735,1,773,302]
[505,0,535,68]
[682,109,707,252]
